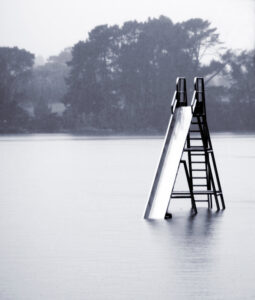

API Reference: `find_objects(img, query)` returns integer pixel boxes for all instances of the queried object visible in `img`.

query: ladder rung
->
[189,146,206,149]
[189,130,201,133]
[193,113,206,116]
[189,138,202,140]
[171,195,191,199]
[172,192,190,195]
[172,191,222,196]
[171,192,191,198]
[190,153,206,156]
[195,200,209,202]
[193,176,206,179]
[193,184,207,186]
[192,169,206,171]
[184,147,212,152]
[191,161,205,164]
[191,122,205,125]
[193,191,219,195]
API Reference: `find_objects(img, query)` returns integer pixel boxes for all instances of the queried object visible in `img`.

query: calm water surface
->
[0,134,254,299]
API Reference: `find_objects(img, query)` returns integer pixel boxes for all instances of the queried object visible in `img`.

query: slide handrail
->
[171,91,178,114]
[191,77,206,115]
[171,77,187,114]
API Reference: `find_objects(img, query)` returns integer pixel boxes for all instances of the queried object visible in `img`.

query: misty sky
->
[0,0,254,58]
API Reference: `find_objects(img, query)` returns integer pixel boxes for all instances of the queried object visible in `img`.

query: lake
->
[0,134,254,299]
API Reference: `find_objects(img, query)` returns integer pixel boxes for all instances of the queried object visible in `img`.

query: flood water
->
[0,134,254,299]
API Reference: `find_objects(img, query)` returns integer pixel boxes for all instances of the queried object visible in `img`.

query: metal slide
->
[144,106,192,219]
[144,77,225,219]
[144,78,193,219]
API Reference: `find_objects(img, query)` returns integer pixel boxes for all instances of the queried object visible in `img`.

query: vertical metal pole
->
[181,160,197,214]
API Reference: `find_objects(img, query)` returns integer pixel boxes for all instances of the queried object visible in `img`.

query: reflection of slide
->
[144,106,193,219]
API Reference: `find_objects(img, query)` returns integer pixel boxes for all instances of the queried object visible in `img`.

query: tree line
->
[0,16,254,134]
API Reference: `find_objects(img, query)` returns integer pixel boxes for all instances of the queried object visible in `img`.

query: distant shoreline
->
[0,131,255,140]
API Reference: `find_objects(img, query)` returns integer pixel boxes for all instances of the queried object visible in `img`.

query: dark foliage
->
[0,17,254,134]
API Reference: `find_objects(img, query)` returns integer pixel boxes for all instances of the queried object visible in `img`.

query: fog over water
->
[0,0,254,57]
[0,134,254,299]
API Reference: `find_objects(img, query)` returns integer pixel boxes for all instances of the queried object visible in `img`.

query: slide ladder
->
[172,78,225,212]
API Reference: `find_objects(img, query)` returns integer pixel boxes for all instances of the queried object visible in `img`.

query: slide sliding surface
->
[144,106,193,219]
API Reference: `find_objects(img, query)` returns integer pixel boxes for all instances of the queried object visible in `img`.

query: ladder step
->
[171,195,192,199]
[191,122,205,125]
[192,169,206,171]
[184,147,212,152]
[195,200,209,202]
[172,191,222,197]
[190,153,206,156]
[189,130,201,133]
[193,176,207,179]
[193,113,206,116]
[194,191,219,195]
[189,138,202,140]
[193,184,207,186]
[191,161,205,164]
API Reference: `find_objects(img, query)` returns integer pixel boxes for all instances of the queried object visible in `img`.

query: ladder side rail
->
[186,131,194,201]
[201,116,212,205]
[204,121,226,209]
[181,160,197,214]
[207,159,220,211]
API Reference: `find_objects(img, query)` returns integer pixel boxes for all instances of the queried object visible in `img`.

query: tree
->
[0,47,34,132]
[177,19,223,73]
[28,55,70,107]
[64,25,122,130]
[64,17,225,133]
[63,16,255,133]
[226,50,255,130]
[48,47,72,64]
[24,49,72,131]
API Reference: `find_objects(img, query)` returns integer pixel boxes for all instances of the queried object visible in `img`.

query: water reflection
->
[184,208,224,236]
[146,207,225,260]
[165,208,225,249]
[144,208,226,298]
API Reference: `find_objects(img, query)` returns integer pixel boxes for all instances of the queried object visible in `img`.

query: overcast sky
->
[0,0,254,58]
